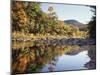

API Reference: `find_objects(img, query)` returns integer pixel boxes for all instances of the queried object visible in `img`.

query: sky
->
[41,3,93,24]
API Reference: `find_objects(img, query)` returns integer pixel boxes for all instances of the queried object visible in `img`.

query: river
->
[12,41,96,74]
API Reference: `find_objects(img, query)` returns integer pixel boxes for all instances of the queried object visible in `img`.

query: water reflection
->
[12,41,96,74]
[84,45,96,69]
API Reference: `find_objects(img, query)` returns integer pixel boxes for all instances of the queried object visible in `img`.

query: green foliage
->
[26,2,42,34]
[12,1,88,40]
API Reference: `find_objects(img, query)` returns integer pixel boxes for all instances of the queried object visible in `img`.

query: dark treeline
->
[88,6,96,38]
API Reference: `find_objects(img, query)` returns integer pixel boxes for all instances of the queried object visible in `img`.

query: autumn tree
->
[12,1,28,33]
[12,1,86,38]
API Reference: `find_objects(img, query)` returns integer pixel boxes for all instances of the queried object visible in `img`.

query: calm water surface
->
[42,51,89,72]
[12,42,96,74]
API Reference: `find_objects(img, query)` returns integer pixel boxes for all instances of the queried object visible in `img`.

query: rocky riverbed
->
[33,38,96,45]
[13,38,96,45]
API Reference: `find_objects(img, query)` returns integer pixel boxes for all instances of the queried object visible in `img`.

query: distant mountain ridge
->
[64,20,87,31]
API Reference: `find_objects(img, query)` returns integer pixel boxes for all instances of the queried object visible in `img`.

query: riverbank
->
[12,31,88,42]
[12,38,96,47]
[12,32,95,45]
[33,38,96,45]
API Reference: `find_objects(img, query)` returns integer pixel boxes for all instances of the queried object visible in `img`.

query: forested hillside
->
[12,1,88,41]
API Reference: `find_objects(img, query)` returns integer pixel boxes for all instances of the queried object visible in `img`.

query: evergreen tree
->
[88,6,96,38]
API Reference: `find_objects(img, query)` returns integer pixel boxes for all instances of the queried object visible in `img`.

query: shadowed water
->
[12,41,96,74]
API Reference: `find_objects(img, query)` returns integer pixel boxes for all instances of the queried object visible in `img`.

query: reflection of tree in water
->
[85,6,96,69]
[84,45,96,69]
[12,47,35,74]
[12,42,80,74]
[48,57,58,72]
